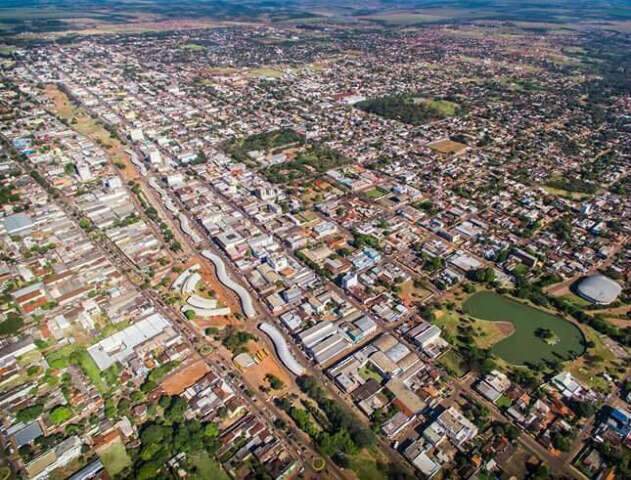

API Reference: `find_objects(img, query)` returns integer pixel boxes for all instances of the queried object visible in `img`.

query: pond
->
[463,291,585,365]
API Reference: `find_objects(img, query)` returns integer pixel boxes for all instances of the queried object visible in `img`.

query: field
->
[360,13,447,26]
[160,359,210,395]
[433,308,513,351]
[424,99,459,116]
[542,185,593,200]
[438,349,468,377]
[97,439,132,477]
[463,292,586,365]
[45,345,107,392]
[358,365,383,383]
[427,138,468,155]
[566,324,627,393]
[397,279,433,306]
[364,187,388,200]
[356,94,461,126]
[348,447,391,480]
[1,0,631,39]
[238,340,293,394]
[247,67,284,78]
[181,43,205,51]
[189,451,230,480]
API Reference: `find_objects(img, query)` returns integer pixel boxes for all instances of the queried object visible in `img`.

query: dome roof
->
[576,274,622,305]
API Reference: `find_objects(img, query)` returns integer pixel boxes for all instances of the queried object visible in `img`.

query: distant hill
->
[0,0,630,37]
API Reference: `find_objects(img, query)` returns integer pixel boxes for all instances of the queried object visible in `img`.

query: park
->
[463,292,586,365]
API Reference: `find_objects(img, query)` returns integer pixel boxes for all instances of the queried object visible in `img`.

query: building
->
[87,312,174,370]
[576,274,622,305]
[427,406,478,447]
[25,436,82,480]
[2,213,33,236]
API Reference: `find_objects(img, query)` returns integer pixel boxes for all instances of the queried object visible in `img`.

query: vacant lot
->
[438,349,468,378]
[463,292,586,365]
[189,451,230,480]
[97,439,131,477]
[239,340,293,394]
[427,138,468,155]
[160,359,210,395]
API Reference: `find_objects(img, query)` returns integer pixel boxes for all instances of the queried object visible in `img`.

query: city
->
[0,3,629,480]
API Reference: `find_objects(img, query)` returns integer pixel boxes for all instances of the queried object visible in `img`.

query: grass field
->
[97,440,131,477]
[566,324,625,393]
[45,346,107,392]
[358,365,383,383]
[424,99,459,116]
[463,292,586,365]
[181,43,205,51]
[364,187,388,200]
[0,466,11,480]
[433,308,512,351]
[438,349,468,377]
[360,13,447,26]
[398,279,433,305]
[348,448,389,480]
[560,292,592,308]
[189,451,230,480]
[247,67,283,78]
[542,185,593,200]
[473,319,515,349]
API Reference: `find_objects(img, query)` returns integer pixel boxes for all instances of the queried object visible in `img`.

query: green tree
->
[16,404,43,423]
[49,405,73,424]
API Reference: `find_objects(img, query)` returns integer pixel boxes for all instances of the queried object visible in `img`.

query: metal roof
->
[576,274,622,305]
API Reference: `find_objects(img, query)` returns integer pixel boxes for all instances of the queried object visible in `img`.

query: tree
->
[0,314,23,336]
[139,443,162,462]
[78,218,92,230]
[165,396,187,423]
[104,399,118,419]
[551,431,572,452]
[16,404,43,423]
[158,395,172,410]
[140,423,166,445]
[203,422,219,438]
[183,309,196,320]
[470,267,496,284]
[570,400,597,418]
[136,461,161,480]
[265,374,284,390]
[49,405,73,424]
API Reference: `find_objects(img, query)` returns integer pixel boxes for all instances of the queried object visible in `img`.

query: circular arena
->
[576,274,622,305]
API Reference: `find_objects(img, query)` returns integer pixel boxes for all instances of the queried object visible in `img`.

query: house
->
[476,370,511,403]
[426,407,478,447]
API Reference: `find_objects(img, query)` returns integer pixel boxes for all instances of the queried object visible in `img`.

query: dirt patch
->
[237,340,294,394]
[193,256,243,320]
[496,321,516,336]
[427,138,468,155]
[194,315,241,330]
[606,316,631,329]
[93,430,121,450]
[160,359,211,395]
[474,320,515,349]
